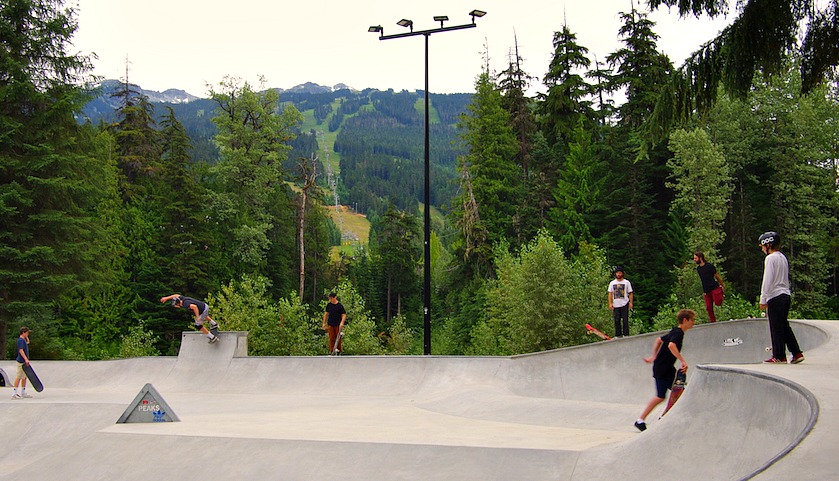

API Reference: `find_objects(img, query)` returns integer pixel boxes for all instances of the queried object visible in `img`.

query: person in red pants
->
[322,292,346,354]
[694,251,724,322]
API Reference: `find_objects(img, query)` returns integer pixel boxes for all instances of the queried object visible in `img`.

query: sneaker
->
[208,335,220,344]
[634,420,647,432]
[763,357,787,363]
[11,394,22,400]
[209,320,219,330]
[791,353,805,364]
[20,393,32,398]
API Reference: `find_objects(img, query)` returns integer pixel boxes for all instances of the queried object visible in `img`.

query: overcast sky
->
[70,0,733,98]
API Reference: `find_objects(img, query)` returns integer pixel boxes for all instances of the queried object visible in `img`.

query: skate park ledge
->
[178,330,248,360]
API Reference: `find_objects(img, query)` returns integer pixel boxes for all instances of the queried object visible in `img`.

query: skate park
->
[1,318,836,480]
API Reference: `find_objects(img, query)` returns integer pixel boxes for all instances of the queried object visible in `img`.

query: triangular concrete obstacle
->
[116,383,180,423]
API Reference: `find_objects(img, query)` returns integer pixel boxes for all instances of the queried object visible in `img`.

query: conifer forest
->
[2,0,838,359]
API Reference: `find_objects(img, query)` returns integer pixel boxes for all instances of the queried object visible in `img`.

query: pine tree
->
[452,71,522,276]
[549,118,603,254]
[0,0,109,354]
[596,7,676,321]
[158,107,217,297]
[539,24,596,147]
[648,0,839,120]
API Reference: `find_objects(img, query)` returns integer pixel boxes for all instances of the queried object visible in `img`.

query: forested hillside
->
[80,82,470,221]
[3,0,837,361]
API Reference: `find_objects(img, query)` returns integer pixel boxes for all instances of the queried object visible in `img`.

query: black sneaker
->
[208,334,220,344]
[634,421,647,432]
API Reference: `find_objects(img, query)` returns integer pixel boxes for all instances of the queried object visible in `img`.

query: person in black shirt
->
[160,294,220,343]
[634,309,696,431]
[694,251,724,322]
[322,292,346,354]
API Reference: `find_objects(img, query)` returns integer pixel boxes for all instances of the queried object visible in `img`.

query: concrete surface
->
[0,319,835,480]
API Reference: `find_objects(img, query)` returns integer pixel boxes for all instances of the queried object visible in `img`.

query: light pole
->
[370,10,486,355]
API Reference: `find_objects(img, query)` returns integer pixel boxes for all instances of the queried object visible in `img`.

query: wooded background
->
[2,0,837,359]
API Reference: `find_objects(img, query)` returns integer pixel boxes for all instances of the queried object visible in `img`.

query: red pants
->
[703,286,724,322]
[327,325,343,353]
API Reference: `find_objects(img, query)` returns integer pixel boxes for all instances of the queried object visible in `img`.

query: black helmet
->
[758,232,779,248]
[170,296,182,307]
[613,265,625,275]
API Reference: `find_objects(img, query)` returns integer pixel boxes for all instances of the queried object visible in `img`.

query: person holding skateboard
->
[758,232,804,364]
[607,266,633,337]
[694,251,724,322]
[634,309,696,431]
[12,327,32,399]
[322,292,346,354]
[160,294,220,343]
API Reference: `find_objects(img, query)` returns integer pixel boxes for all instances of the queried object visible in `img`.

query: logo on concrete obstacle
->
[116,383,180,424]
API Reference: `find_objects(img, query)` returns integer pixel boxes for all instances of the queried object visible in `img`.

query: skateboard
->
[585,323,612,341]
[22,363,44,392]
[660,369,687,417]
[209,323,220,343]
[330,325,344,355]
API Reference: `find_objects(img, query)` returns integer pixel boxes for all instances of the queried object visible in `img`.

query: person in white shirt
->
[758,232,804,364]
[608,266,634,337]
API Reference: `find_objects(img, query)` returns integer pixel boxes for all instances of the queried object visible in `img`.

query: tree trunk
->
[298,153,318,302]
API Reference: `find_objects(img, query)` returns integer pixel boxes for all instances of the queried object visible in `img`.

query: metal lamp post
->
[369,10,486,355]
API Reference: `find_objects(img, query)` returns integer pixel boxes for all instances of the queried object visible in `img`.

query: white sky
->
[70,0,734,98]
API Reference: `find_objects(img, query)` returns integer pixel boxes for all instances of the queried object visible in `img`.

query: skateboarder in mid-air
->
[12,327,33,399]
[634,309,696,431]
[161,294,220,343]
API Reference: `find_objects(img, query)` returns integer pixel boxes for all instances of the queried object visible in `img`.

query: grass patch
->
[328,204,370,261]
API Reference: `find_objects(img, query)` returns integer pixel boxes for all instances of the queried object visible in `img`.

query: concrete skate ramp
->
[0,319,834,481]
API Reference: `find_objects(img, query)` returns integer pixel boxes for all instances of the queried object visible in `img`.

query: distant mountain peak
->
[281,82,357,94]
[93,80,200,104]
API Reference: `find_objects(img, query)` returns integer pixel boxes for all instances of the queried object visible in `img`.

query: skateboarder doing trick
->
[634,309,696,431]
[161,294,220,343]
[12,327,33,399]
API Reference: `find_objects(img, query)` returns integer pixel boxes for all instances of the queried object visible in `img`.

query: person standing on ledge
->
[694,251,724,322]
[608,266,634,337]
[758,232,804,364]
[322,292,346,354]
[160,294,220,343]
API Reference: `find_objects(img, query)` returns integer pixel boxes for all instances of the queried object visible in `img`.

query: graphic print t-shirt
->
[609,279,633,308]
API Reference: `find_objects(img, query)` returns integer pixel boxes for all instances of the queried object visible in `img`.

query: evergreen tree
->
[452,71,522,277]
[158,107,217,297]
[539,24,596,147]
[549,118,604,254]
[0,0,109,355]
[648,0,839,121]
[597,7,676,322]
[110,83,162,196]
[498,35,542,242]
[370,205,421,324]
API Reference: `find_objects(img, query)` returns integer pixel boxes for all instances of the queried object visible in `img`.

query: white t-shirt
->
[760,251,790,304]
[608,279,633,308]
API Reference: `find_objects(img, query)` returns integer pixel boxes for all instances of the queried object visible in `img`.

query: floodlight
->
[469,10,487,23]
[397,19,413,31]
